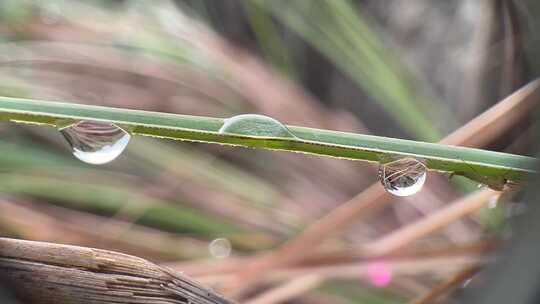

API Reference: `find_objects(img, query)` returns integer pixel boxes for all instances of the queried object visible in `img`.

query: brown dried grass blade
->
[224,80,540,297]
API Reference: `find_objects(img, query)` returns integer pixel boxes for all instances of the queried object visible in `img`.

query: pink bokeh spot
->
[366,262,392,287]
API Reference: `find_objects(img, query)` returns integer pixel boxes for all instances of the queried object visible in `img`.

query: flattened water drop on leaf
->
[60,120,130,165]
[219,114,295,138]
[378,158,427,197]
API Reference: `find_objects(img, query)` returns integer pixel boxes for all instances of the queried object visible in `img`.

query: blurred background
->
[0,0,538,303]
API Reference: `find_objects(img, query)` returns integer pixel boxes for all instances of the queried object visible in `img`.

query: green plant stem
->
[0,96,535,188]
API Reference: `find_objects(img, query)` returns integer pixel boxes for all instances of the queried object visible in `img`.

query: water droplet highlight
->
[60,121,131,165]
[219,114,295,138]
[378,158,427,197]
[208,238,232,259]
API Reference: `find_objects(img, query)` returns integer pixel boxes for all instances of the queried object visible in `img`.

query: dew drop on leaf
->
[60,120,130,165]
[378,158,427,197]
[219,114,295,138]
[208,238,232,259]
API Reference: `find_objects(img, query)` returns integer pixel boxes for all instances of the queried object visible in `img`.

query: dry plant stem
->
[244,275,324,304]
[238,247,488,303]
[168,241,497,278]
[205,254,485,285]
[0,238,233,304]
[440,79,540,147]
[226,183,385,298]
[411,267,481,304]
[0,200,207,260]
[225,80,540,297]
[362,189,498,256]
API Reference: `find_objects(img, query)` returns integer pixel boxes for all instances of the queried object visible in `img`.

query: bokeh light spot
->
[367,261,392,287]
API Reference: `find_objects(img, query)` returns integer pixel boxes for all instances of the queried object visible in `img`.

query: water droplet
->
[219,114,295,138]
[366,261,392,287]
[378,158,427,197]
[60,121,130,165]
[208,238,232,259]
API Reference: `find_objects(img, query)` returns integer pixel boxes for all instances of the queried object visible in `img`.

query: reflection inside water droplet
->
[208,238,232,259]
[378,158,427,197]
[219,114,295,138]
[60,121,131,165]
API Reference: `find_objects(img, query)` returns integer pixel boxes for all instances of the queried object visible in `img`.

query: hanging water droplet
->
[378,158,427,197]
[60,120,131,165]
[208,238,232,259]
[219,114,295,138]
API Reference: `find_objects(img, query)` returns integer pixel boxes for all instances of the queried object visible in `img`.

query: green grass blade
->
[0,96,535,189]
[241,0,297,78]
[0,172,277,251]
[250,0,456,141]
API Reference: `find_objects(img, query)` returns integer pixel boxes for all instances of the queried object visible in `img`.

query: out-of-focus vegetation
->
[0,0,537,303]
